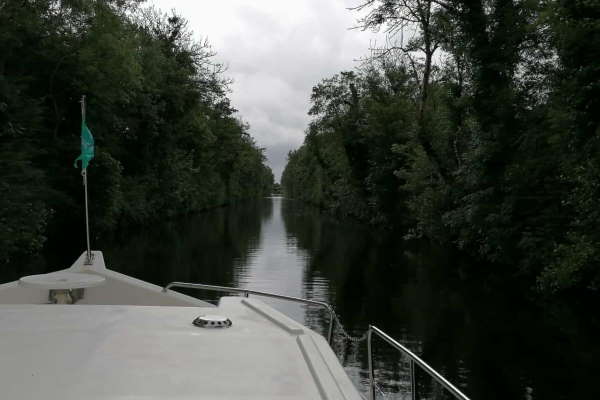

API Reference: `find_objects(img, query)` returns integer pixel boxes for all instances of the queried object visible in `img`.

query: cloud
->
[150,0,380,181]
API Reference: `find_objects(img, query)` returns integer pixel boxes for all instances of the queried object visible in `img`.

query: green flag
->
[74,118,94,169]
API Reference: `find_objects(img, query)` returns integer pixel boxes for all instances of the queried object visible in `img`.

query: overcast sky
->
[151,0,380,181]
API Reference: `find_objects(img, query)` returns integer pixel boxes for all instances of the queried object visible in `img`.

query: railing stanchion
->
[369,326,469,400]
[327,307,335,344]
[410,358,417,400]
[367,326,376,400]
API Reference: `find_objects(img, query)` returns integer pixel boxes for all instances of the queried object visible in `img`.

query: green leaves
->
[285,0,600,295]
[0,0,273,270]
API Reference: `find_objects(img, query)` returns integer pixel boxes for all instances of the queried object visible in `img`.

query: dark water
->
[3,197,599,399]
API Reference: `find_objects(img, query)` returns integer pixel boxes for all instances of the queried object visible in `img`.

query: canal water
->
[3,197,599,399]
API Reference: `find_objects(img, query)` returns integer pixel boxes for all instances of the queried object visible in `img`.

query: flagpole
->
[81,95,93,265]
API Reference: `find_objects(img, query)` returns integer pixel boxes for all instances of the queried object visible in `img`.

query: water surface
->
[4,197,599,399]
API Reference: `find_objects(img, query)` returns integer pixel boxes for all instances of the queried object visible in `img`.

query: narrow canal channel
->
[5,197,599,399]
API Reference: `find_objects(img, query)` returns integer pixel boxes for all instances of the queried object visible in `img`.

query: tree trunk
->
[415,1,451,183]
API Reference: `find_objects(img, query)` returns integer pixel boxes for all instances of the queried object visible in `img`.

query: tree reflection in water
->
[3,197,598,399]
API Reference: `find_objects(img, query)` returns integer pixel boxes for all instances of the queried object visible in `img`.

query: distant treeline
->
[282,0,599,294]
[0,1,273,267]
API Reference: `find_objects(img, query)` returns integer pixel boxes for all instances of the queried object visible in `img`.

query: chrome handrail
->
[164,282,469,399]
[163,282,335,344]
[368,325,470,400]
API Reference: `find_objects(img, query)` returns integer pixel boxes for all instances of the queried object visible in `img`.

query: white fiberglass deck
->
[0,252,362,400]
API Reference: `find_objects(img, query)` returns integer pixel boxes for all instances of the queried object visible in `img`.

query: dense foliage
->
[0,0,273,267]
[282,0,599,294]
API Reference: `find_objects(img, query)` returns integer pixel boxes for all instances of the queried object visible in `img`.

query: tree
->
[284,0,600,295]
[0,0,273,270]
[354,0,452,182]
